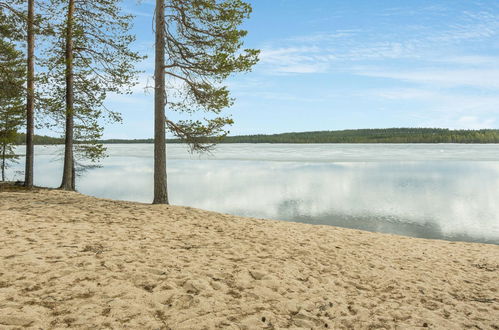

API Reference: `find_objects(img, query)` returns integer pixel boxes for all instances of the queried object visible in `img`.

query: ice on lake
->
[9,143,499,244]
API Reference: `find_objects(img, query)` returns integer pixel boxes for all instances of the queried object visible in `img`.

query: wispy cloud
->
[258,46,334,74]
[123,6,153,18]
[368,88,439,100]
[287,30,360,43]
[435,55,499,66]
[236,91,324,103]
[431,10,499,42]
[454,116,496,129]
[257,4,499,75]
[354,68,499,90]
[365,87,499,129]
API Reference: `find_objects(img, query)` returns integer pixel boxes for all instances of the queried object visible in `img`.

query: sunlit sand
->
[1,189,498,328]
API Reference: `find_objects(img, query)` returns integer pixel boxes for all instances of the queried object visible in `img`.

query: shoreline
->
[13,142,499,146]
[1,189,498,328]
[2,183,498,247]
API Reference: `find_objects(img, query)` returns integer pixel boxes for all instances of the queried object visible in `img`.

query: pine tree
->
[0,0,37,186]
[0,13,25,181]
[25,0,34,187]
[44,0,141,190]
[153,0,259,204]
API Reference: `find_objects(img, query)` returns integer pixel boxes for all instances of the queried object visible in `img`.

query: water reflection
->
[8,144,499,244]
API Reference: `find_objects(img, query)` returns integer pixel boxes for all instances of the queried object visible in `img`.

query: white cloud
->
[275,63,330,74]
[370,88,439,100]
[365,86,499,129]
[436,55,499,66]
[258,46,333,74]
[287,30,360,43]
[423,115,497,130]
[433,10,499,42]
[257,4,499,76]
[354,68,499,90]
[259,47,319,61]
[456,116,496,129]
[370,87,499,109]
[123,6,153,18]
[236,91,324,103]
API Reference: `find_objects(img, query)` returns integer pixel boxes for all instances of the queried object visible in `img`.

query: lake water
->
[8,143,499,245]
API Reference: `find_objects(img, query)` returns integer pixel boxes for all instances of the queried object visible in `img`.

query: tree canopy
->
[42,0,141,189]
[0,9,25,181]
[162,0,259,151]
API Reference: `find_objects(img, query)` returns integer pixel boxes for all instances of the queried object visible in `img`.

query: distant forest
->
[14,128,499,145]
[217,128,499,144]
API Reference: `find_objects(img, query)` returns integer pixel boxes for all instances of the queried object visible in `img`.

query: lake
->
[9,143,499,245]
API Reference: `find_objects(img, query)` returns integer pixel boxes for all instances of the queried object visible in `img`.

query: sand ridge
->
[0,189,498,329]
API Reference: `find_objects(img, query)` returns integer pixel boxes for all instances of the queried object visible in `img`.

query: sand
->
[0,189,498,329]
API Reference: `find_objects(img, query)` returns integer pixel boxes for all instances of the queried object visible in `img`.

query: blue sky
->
[102,0,499,139]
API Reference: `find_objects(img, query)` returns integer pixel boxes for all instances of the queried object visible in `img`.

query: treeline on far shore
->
[15,128,499,145]
[217,128,499,144]
[14,134,153,145]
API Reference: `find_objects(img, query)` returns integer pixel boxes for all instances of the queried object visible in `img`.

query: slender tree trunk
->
[71,161,75,189]
[24,0,35,188]
[60,0,75,191]
[1,144,5,182]
[153,0,168,204]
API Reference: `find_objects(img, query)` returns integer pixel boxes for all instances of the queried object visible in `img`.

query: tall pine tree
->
[0,0,37,187]
[44,0,141,190]
[153,0,259,204]
[0,9,25,181]
[25,0,35,187]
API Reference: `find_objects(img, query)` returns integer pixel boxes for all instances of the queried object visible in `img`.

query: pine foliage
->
[0,9,25,181]
[42,0,141,187]
[162,0,259,151]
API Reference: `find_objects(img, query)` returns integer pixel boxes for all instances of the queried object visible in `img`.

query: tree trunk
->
[1,144,5,182]
[24,0,35,188]
[60,0,75,191]
[71,161,75,190]
[153,0,168,204]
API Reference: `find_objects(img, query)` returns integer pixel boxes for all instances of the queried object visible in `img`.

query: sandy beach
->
[0,188,498,329]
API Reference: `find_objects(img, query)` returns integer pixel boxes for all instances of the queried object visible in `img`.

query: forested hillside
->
[15,128,499,145]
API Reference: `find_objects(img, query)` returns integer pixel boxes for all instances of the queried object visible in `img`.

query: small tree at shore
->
[44,0,141,190]
[153,0,259,204]
[0,17,25,181]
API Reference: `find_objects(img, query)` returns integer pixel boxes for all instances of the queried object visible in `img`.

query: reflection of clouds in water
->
[9,144,499,244]
[78,160,154,202]
[169,161,499,243]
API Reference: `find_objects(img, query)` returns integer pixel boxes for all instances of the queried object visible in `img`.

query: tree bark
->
[60,0,75,191]
[1,143,5,182]
[24,0,35,188]
[153,0,168,204]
